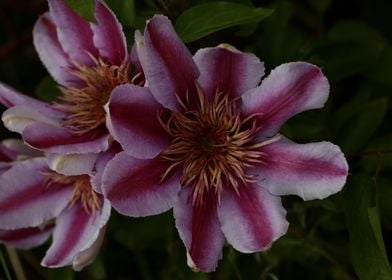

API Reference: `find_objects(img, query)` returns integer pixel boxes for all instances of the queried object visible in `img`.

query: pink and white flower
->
[0,139,115,270]
[102,15,349,272]
[0,0,143,175]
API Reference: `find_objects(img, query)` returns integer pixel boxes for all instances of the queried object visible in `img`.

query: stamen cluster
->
[160,89,274,206]
[54,57,134,135]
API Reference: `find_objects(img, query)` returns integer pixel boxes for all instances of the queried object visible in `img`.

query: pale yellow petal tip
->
[217,43,241,53]
[186,252,201,272]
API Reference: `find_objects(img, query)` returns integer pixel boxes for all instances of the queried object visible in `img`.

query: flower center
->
[45,173,101,214]
[159,89,279,206]
[53,57,141,135]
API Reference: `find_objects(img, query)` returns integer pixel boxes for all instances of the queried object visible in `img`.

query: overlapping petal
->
[194,45,264,100]
[22,123,110,154]
[257,137,348,200]
[0,224,54,250]
[33,13,79,87]
[46,153,99,175]
[136,15,199,111]
[102,152,181,217]
[47,0,97,65]
[92,0,127,65]
[107,84,171,158]
[0,158,73,229]
[241,62,329,137]
[42,198,110,268]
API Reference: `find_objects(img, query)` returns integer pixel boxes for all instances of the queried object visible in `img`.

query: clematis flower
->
[0,139,115,270]
[0,0,143,175]
[0,140,54,250]
[102,15,349,272]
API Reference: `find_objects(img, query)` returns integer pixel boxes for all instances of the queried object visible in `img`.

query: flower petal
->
[107,84,171,158]
[241,62,329,137]
[41,198,110,268]
[47,0,97,65]
[173,187,225,272]
[22,124,110,154]
[1,138,43,157]
[72,226,106,271]
[218,183,288,253]
[0,158,73,230]
[258,138,348,200]
[0,224,54,250]
[137,15,199,111]
[2,105,62,134]
[91,142,122,194]
[102,152,180,217]
[33,13,80,87]
[46,153,99,175]
[194,45,264,100]
[91,1,127,65]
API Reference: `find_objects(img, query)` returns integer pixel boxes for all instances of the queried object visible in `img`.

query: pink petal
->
[22,123,110,154]
[194,45,264,100]
[2,105,62,134]
[241,62,329,137]
[102,152,180,217]
[91,1,127,65]
[47,0,98,65]
[107,84,171,158]
[1,139,43,157]
[91,142,122,194]
[0,82,37,108]
[137,15,199,111]
[173,187,225,272]
[0,82,66,113]
[258,137,348,200]
[218,183,288,253]
[0,158,73,229]
[0,224,54,250]
[46,153,99,175]
[33,13,80,87]
[0,142,17,162]
[42,198,110,268]
[72,226,106,271]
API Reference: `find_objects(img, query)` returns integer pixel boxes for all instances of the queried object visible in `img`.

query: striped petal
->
[218,183,288,253]
[0,158,73,230]
[106,84,171,159]
[47,0,97,65]
[33,13,80,87]
[241,62,329,137]
[194,45,264,100]
[173,187,225,272]
[91,0,127,65]
[258,137,348,200]
[102,152,180,217]
[137,15,199,111]
[41,198,110,268]
[0,224,54,250]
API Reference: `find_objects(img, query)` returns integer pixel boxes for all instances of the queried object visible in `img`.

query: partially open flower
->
[0,0,142,175]
[102,15,348,272]
[0,140,113,270]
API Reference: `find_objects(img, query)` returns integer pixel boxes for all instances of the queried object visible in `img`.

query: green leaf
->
[336,98,388,153]
[312,20,386,81]
[65,0,95,22]
[106,0,135,26]
[48,267,74,280]
[35,76,62,102]
[343,176,392,280]
[175,2,273,43]
[366,45,392,86]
